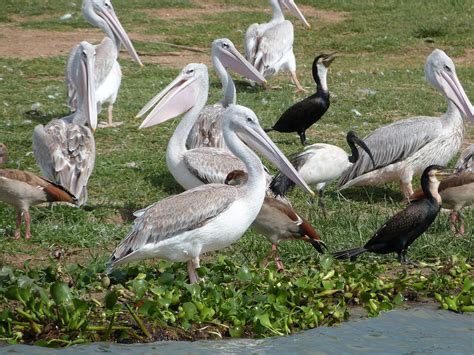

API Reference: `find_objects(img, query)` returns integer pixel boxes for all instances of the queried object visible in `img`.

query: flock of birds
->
[0,0,473,283]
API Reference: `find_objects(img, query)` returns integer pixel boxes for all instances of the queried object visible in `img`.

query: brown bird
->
[225,170,326,271]
[409,171,474,235]
[0,169,77,240]
[0,144,7,165]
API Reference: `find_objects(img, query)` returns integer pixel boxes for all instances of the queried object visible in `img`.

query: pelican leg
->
[272,244,284,272]
[98,104,123,128]
[318,189,328,218]
[290,71,307,93]
[399,178,414,201]
[187,257,201,284]
[450,211,465,235]
[14,209,22,240]
[24,210,32,240]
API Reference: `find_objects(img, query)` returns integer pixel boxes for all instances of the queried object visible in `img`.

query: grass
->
[0,0,473,346]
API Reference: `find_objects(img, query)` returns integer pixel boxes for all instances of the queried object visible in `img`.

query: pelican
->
[0,169,77,240]
[245,0,310,92]
[33,42,97,206]
[333,165,450,264]
[107,104,313,282]
[270,131,375,215]
[139,65,267,189]
[338,49,474,199]
[67,0,142,128]
[186,38,266,150]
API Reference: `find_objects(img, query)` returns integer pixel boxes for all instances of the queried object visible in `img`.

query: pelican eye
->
[104,2,112,9]
[444,65,452,72]
[82,50,87,58]
[246,116,254,123]
[222,42,230,49]
[186,68,195,75]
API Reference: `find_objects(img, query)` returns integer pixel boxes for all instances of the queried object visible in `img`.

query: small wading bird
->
[0,169,77,240]
[245,0,310,92]
[225,170,326,272]
[265,52,336,145]
[333,165,450,264]
[338,49,474,199]
[33,42,97,206]
[270,131,375,215]
[107,103,313,283]
[67,0,142,128]
[409,170,474,235]
[186,38,266,150]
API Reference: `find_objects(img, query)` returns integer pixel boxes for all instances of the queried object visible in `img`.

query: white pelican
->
[67,0,142,128]
[186,38,266,150]
[0,169,77,240]
[245,0,310,92]
[138,65,260,189]
[107,105,313,282]
[338,49,474,199]
[33,42,97,206]
[270,131,375,214]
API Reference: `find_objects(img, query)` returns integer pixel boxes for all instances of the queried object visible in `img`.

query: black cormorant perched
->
[332,165,450,263]
[265,52,336,145]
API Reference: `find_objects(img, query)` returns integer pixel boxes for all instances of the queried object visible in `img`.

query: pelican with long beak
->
[186,38,266,150]
[33,42,97,206]
[67,0,142,128]
[338,49,474,199]
[107,92,313,282]
[245,0,311,92]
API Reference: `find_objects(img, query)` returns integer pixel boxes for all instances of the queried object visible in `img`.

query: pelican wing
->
[254,21,294,76]
[32,119,95,205]
[94,37,117,87]
[339,117,441,187]
[186,104,227,149]
[183,148,246,184]
[109,184,238,263]
[244,23,260,64]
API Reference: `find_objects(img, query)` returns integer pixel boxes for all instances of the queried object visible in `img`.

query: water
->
[1,306,473,354]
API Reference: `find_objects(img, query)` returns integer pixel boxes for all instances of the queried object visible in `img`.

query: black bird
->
[270,131,376,215]
[332,165,450,263]
[265,52,336,145]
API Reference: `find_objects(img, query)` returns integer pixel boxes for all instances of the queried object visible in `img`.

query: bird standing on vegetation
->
[0,169,77,240]
[225,170,326,272]
[265,52,336,145]
[338,49,474,199]
[186,38,266,150]
[33,42,97,206]
[270,131,375,215]
[245,0,310,92]
[107,103,313,283]
[333,165,450,263]
[67,0,142,128]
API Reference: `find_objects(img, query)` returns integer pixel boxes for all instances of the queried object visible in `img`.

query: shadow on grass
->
[338,186,403,204]
[144,171,184,196]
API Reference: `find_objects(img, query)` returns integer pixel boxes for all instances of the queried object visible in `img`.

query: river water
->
[1,306,473,354]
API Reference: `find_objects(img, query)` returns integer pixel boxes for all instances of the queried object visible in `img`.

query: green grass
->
[0,0,473,344]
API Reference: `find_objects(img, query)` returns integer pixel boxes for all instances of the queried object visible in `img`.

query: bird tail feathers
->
[332,247,366,260]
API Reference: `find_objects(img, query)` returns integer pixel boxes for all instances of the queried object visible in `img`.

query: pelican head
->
[277,0,311,29]
[223,105,314,195]
[75,41,98,131]
[138,64,209,128]
[425,49,473,122]
[212,38,266,84]
[82,0,143,66]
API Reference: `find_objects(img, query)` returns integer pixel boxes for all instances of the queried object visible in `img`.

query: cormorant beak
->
[322,52,337,67]
[434,169,453,180]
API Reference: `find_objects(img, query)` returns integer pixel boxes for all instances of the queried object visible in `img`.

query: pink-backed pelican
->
[67,0,142,128]
[186,38,266,150]
[338,49,473,199]
[33,42,97,206]
[245,0,310,92]
[106,71,313,282]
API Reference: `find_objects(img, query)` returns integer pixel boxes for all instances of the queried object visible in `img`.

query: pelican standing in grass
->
[270,131,375,215]
[33,42,97,206]
[186,38,266,150]
[245,0,310,92]
[338,49,474,199]
[139,65,269,189]
[67,0,142,128]
[107,103,313,283]
[333,165,450,264]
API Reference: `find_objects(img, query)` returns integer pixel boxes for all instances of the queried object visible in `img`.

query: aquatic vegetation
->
[0,255,471,347]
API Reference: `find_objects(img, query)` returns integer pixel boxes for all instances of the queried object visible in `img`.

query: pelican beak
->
[439,69,474,123]
[284,0,311,29]
[322,52,337,67]
[97,3,143,66]
[238,117,314,196]
[217,41,266,84]
[78,43,97,132]
[137,68,202,129]
[353,135,376,168]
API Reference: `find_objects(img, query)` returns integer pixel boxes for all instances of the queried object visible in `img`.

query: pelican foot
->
[98,121,124,128]
[13,231,21,240]
[294,86,308,94]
